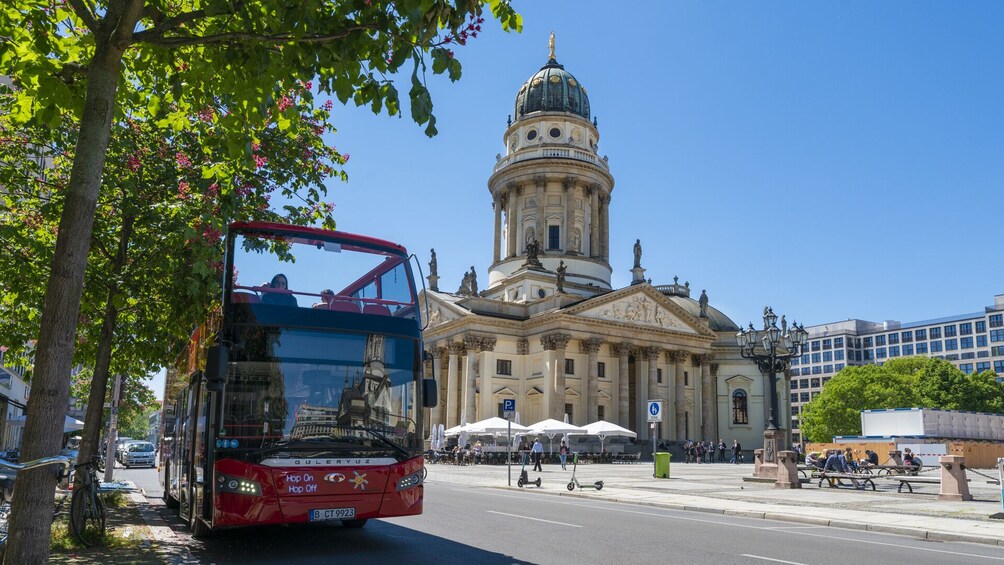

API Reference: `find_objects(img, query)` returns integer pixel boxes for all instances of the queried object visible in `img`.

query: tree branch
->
[67,0,99,34]
[137,26,377,48]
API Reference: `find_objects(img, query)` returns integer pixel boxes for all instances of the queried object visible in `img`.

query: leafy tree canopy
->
[800,357,1004,442]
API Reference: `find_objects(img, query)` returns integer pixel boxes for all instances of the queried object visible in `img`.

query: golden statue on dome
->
[549,32,555,60]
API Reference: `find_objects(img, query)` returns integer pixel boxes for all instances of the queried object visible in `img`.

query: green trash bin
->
[654,452,671,479]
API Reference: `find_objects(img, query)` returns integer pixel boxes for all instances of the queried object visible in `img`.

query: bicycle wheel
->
[70,487,106,547]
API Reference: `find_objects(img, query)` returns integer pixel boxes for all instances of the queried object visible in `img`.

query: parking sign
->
[503,398,516,419]
[647,400,663,423]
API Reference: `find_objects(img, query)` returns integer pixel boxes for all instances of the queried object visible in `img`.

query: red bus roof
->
[229,221,408,255]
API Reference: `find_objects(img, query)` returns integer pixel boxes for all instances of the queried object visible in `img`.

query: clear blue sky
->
[146,1,1004,394]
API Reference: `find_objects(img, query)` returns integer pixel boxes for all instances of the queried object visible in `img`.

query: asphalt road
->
[115,466,1004,564]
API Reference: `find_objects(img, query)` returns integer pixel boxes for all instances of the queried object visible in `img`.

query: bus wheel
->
[342,519,368,529]
[190,516,211,538]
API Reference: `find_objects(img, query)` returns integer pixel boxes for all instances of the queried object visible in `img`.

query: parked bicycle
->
[0,454,106,548]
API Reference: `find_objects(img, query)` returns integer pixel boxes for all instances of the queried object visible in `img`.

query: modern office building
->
[789,294,1004,443]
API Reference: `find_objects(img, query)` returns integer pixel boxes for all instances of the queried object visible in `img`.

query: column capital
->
[447,341,466,356]
[710,363,720,377]
[643,346,663,360]
[517,337,529,355]
[463,335,496,352]
[666,350,688,364]
[434,346,448,358]
[541,333,572,351]
[505,180,522,193]
[692,353,712,367]
[562,175,578,191]
[534,174,547,188]
[578,337,603,354]
[612,342,634,357]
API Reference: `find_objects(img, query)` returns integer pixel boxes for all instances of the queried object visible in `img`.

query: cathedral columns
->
[542,333,571,420]
[580,338,603,423]
[613,343,632,429]
[563,176,577,254]
[507,183,519,258]
[446,342,465,427]
[644,347,662,441]
[589,184,600,259]
[534,175,546,248]
[670,350,688,441]
[492,192,502,263]
[698,354,713,441]
[600,193,610,262]
[478,337,497,422]
[462,336,482,425]
[429,347,445,430]
[710,362,720,443]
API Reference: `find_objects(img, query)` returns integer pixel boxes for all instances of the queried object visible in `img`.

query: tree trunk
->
[77,213,135,484]
[4,36,126,565]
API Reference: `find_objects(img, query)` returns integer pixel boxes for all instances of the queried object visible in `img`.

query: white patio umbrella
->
[465,416,530,435]
[527,418,584,452]
[571,420,637,453]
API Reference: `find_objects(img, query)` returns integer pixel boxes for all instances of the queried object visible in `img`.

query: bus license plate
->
[310,508,355,521]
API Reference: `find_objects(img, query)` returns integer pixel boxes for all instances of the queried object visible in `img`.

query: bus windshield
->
[229,230,416,316]
[220,327,420,457]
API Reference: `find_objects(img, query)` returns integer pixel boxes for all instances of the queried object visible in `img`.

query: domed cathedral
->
[420,35,781,455]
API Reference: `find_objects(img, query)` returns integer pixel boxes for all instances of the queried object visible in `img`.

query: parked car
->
[120,441,156,468]
[113,437,134,462]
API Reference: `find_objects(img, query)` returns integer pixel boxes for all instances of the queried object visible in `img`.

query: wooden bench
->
[817,472,876,491]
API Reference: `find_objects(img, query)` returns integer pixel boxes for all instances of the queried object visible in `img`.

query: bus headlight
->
[217,473,261,496]
[396,467,427,491]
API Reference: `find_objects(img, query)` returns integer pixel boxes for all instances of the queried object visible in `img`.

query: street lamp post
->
[736,307,808,475]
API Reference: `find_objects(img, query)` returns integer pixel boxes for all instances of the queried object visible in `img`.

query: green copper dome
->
[514,57,591,122]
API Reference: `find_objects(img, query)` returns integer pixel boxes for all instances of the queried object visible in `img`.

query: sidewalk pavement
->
[425,460,1004,546]
[53,460,1004,562]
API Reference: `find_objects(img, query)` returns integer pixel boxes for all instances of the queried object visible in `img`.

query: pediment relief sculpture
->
[579,296,696,333]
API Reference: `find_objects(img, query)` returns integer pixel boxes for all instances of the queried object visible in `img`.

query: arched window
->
[732,389,748,425]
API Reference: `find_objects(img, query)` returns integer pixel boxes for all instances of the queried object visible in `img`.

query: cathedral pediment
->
[420,292,471,328]
[564,285,714,337]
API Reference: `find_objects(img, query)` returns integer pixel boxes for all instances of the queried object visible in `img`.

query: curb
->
[486,483,1004,547]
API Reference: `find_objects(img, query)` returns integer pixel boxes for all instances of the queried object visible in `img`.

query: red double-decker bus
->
[160,222,435,535]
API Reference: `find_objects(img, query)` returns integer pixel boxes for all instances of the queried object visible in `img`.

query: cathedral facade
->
[420,38,785,450]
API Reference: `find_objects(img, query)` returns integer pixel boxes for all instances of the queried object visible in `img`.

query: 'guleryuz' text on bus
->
[161,222,435,535]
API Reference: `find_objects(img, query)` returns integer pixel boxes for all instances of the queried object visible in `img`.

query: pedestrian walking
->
[709,441,716,463]
[559,440,568,470]
[718,439,727,463]
[531,438,544,472]
[732,439,742,464]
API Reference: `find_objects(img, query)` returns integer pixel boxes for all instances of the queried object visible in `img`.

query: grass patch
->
[50,491,149,553]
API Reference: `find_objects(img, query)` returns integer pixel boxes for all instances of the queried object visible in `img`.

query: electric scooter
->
[566,452,603,491]
[517,451,542,488]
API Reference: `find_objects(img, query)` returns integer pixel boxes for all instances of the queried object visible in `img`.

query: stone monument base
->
[753,428,785,480]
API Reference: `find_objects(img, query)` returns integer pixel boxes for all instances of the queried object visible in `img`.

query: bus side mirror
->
[422,378,438,408]
[206,344,229,392]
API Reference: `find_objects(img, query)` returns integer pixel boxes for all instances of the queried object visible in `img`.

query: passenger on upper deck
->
[312,289,335,309]
[261,273,297,306]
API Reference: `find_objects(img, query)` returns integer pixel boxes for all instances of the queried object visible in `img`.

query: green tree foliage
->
[2,3,521,559]
[800,357,1004,442]
[799,365,920,442]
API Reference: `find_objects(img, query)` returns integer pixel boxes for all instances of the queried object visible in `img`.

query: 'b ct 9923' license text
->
[310,508,356,521]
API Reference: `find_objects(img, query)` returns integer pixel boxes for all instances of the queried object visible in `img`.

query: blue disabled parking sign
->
[647,400,663,423]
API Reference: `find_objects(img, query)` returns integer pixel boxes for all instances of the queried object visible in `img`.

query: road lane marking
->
[446,487,1004,560]
[485,510,582,528]
[741,555,807,565]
